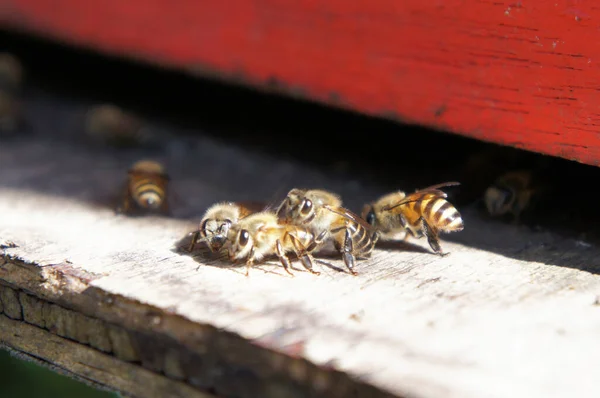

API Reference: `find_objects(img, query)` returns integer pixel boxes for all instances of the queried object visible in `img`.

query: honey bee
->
[118,160,170,215]
[361,182,463,256]
[0,53,24,134]
[188,201,266,253]
[277,189,379,275]
[85,104,148,148]
[484,170,536,223]
[227,211,327,276]
[0,53,23,93]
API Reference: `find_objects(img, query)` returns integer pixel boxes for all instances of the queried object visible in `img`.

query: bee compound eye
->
[239,230,250,246]
[200,219,209,236]
[366,210,376,225]
[301,199,312,215]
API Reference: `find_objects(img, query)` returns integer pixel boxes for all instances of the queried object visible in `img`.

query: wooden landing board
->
[3,1,600,166]
[2,130,600,398]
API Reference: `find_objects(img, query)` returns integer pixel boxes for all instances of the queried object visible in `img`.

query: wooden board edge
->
[0,256,400,398]
[0,314,213,398]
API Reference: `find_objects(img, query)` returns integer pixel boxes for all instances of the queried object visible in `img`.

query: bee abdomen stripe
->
[447,216,464,230]
[132,178,159,189]
[352,222,366,238]
[134,182,164,196]
[433,201,453,223]
[423,199,437,216]
[431,198,447,215]
[357,232,370,248]
[438,206,461,227]
[132,179,165,202]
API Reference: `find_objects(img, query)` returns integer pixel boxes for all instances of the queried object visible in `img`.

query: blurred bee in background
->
[277,189,379,275]
[0,53,23,92]
[0,53,25,135]
[484,170,537,223]
[188,201,266,253]
[85,104,152,148]
[227,211,327,276]
[362,182,463,256]
[118,160,170,216]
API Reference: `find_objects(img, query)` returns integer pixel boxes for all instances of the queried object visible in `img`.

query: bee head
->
[484,185,515,216]
[277,189,307,222]
[201,218,232,252]
[228,227,253,261]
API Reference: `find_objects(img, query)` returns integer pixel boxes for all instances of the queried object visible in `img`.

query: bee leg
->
[305,230,328,252]
[289,235,320,275]
[276,239,295,276]
[420,217,448,256]
[300,254,320,275]
[245,259,254,276]
[188,230,200,253]
[342,228,358,276]
[365,231,381,256]
[245,248,256,277]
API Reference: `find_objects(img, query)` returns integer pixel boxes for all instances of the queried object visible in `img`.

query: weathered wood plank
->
[1,90,600,398]
[0,295,214,398]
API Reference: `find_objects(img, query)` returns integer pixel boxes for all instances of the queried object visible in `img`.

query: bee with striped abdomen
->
[0,53,23,93]
[188,201,266,253]
[361,182,463,256]
[0,53,25,135]
[484,170,536,223]
[277,189,379,276]
[227,211,326,276]
[118,160,170,216]
[85,104,149,148]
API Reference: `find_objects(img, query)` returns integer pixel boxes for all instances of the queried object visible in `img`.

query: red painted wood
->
[2,1,600,165]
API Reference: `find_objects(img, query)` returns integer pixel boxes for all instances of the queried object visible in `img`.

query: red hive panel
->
[2,1,600,165]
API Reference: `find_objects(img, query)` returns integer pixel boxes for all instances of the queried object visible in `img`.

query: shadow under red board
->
[3,0,600,165]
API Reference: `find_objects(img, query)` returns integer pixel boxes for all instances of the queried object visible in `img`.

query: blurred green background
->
[0,349,119,398]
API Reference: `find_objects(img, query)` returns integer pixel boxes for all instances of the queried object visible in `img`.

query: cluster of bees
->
[117,159,464,276]
[3,52,541,275]
[119,155,543,276]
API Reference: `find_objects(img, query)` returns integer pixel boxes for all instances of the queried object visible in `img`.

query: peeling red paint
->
[2,1,600,166]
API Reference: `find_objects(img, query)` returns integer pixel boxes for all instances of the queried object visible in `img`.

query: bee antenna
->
[322,205,345,217]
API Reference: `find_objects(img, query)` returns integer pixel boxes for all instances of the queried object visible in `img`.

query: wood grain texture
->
[0,290,213,398]
[2,1,600,165]
[2,100,600,398]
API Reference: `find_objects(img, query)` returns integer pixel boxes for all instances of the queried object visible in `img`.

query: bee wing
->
[383,191,445,211]
[413,181,461,196]
[322,205,375,231]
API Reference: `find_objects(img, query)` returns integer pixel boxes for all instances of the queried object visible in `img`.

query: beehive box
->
[3,1,599,165]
